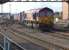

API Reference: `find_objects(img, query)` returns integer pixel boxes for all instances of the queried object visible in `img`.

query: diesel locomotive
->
[38,7,54,31]
[32,7,54,31]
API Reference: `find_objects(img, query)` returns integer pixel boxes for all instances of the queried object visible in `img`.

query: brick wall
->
[62,2,68,20]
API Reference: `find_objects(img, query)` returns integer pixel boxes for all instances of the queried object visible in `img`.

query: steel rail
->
[7,27,69,50]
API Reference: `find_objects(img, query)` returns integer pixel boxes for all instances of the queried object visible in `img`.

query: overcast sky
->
[0,2,62,14]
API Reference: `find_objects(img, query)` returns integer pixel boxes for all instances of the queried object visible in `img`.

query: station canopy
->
[0,0,10,4]
[0,0,68,4]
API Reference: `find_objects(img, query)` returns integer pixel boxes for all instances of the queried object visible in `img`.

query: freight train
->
[13,7,54,31]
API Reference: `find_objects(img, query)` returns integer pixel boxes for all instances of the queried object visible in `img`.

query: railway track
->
[46,31,69,40]
[5,24,69,49]
[0,27,47,50]
[1,24,69,50]
[10,24,69,40]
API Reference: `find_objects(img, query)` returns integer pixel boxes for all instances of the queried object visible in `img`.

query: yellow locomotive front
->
[38,7,54,31]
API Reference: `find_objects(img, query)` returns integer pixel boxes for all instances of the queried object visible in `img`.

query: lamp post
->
[1,4,3,17]
[66,1,69,20]
[68,2,69,19]
[9,3,11,20]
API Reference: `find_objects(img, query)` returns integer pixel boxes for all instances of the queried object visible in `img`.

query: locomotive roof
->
[39,7,53,13]
[24,7,53,14]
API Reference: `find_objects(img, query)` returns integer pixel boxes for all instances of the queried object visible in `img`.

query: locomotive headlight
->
[55,18,59,22]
